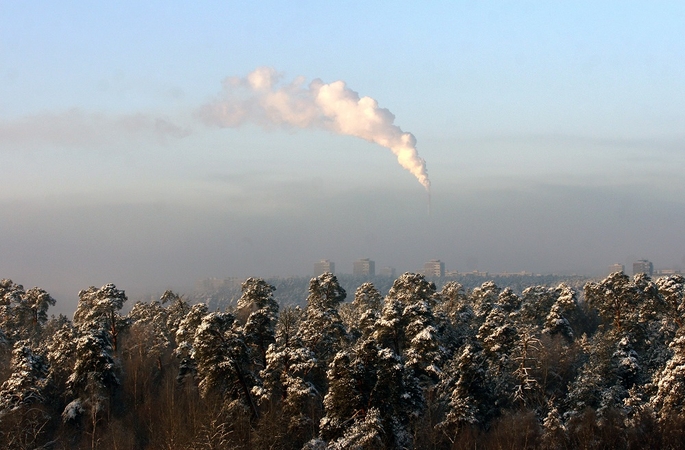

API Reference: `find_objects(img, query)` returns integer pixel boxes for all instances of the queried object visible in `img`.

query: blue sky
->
[2,2,685,308]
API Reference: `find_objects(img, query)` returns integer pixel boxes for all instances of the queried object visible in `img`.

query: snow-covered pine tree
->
[258,341,318,446]
[297,273,347,390]
[564,332,643,424]
[326,407,384,450]
[374,272,438,359]
[0,341,52,450]
[73,283,128,352]
[584,271,640,335]
[320,274,435,449]
[656,274,685,330]
[372,346,422,449]
[650,332,685,421]
[0,279,25,343]
[436,341,495,440]
[174,302,208,383]
[12,287,56,343]
[403,295,443,387]
[575,272,665,420]
[540,404,568,450]
[471,281,501,322]
[542,284,579,341]
[126,299,172,362]
[237,277,279,369]
[340,282,382,339]
[161,290,191,337]
[437,281,469,320]
[63,327,120,440]
[0,280,55,344]
[319,350,362,442]
[193,311,259,418]
[518,285,557,330]
[0,341,50,413]
[374,295,405,356]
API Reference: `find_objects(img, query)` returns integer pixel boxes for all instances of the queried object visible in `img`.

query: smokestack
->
[428,191,432,216]
[198,67,431,191]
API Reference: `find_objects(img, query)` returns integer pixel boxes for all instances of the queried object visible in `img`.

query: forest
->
[1,270,685,449]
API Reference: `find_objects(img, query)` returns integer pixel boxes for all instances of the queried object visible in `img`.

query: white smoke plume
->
[0,109,191,148]
[198,67,430,190]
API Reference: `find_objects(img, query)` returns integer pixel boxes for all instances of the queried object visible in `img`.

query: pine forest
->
[2,271,685,449]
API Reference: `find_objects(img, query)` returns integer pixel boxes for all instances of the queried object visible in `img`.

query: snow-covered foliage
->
[67,329,119,396]
[0,341,50,412]
[237,277,279,368]
[4,271,685,448]
[651,333,685,420]
[656,274,685,330]
[74,283,128,351]
[42,320,78,392]
[542,284,578,340]
[297,273,348,377]
[0,279,55,343]
[470,280,501,322]
[193,311,258,418]
[340,282,382,339]
[437,342,493,435]
[584,271,643,334]
[126,299,173,361]
[174,302,208,382]
[63,328,120,426]
[326,407,384,450]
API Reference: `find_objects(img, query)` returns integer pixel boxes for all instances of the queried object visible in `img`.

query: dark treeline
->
[1,271,685,449]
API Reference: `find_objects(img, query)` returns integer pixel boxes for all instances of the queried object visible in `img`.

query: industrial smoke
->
[199,67,430,191]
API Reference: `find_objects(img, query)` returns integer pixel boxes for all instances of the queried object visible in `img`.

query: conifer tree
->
[656,274,685,330]
[297,273,347,388]
[174,302,208,383]
[519,285,557,330]
[437,342,495,439]
[237,277,279,369]
[74,283,128,352]
[650,332,685,421]
[43,320,78,400]
[258,340,318,446]
[0,342,52,450]
[542,284,578,341]
[0,279,25,342]
[341,282,382,339]
[193,311,259,418]
[63,327,120,447]
[0,280,55,343]
[161,290,192,336]
[470,281,501,333]
[0,341,50,413]
[319,350,361,442]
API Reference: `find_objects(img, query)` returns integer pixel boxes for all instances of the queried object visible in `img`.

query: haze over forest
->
[2,2,685,313]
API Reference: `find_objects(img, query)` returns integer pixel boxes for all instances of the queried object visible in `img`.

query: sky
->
[2,2,685,311]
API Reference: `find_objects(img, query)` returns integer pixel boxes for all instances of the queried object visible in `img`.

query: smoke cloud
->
[198,67,430,190]
[0,109,191,148]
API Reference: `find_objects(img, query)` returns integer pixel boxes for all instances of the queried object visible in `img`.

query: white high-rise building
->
[423,259,445,278]
[633,260,653,276]
[314,259,335,276]
[353,258,375,276]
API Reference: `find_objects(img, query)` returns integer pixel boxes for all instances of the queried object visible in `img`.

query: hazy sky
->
[2,2,685,310]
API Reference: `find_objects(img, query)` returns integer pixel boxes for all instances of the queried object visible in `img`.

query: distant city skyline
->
[309,257,683,279]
